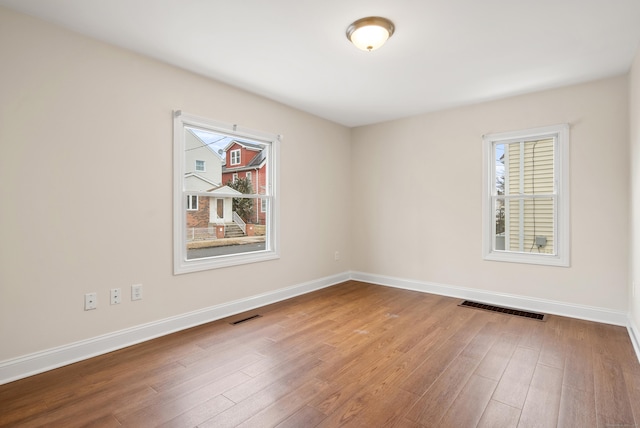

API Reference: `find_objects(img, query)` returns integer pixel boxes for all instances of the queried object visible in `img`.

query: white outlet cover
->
[110,288,121,305]
[131,284,142,301]
[84,292,97,310]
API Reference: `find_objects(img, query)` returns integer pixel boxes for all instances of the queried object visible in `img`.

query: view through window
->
[174,111,279,274]
[483,124,569,266]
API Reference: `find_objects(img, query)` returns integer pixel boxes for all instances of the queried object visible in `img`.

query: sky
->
[190,128,233,161]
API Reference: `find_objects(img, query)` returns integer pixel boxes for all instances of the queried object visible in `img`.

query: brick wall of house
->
[186,196,210,228]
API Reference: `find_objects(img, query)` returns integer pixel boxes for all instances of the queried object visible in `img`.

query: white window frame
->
[174,110,280,274]
[195,159,205,172]
[232,173,239,182]
[482,124,570,267]
[230,149,241,166]
[186,194,198,211]
[246,171,252,182]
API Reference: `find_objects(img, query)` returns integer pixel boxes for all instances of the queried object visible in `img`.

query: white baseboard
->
[629,318,640,364]
[0,272,350,386]
[350,271,629,326]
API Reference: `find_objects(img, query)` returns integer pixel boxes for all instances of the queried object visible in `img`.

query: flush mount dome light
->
[346,16,395,52]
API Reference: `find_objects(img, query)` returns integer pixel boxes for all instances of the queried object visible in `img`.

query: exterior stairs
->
[224,223,245,238]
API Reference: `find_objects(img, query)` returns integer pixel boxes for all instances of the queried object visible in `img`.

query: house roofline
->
[222,140,263,153]
[222,162,265,173]
[186,128,224,159]
[184,172,220,187]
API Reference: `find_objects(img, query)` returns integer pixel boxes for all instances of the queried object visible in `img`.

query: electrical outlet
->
[110,288,121,305]
[334,251,340,261]
[131,284,142,301]
[84,292,97,311]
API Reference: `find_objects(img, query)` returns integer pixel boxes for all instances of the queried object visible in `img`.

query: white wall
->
[630,46,640,333]
[0,7,351,361]
[351,76,630,311]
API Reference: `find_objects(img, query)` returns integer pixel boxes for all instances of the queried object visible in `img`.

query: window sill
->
[483,251,569,267]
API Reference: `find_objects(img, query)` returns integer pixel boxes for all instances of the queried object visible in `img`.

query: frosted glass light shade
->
[346,17,395,52]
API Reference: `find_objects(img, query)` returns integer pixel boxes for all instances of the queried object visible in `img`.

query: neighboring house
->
[221,140,268,225]
[503,138,555,253]
[184,129,234,235]
[185,128,222,187]
[186,184,242,229]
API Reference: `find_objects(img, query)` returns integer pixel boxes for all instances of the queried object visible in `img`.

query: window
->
[195,160,205,172]
[482,124,569,266]
[261,198,267,213]
[186,195,198,211]
[230,149,241,166]
[245,171,252,182]
[174,111,280,274]
[232,173,239,182]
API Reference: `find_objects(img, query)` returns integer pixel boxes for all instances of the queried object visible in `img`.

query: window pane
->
[495,138,556,254]
[504,197,555,254]
[183,127,269,262]
[502,138,554,196]
[186,195,198,211]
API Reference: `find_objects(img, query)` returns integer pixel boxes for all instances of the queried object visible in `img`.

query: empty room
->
[1,1,640,427]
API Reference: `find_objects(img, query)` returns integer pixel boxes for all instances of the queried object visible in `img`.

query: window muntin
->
[483,124,569,266]
[195,160,205,172]
[174,111,280,274]
[230,149,241,166]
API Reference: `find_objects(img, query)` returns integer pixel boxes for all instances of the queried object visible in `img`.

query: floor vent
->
[230,314,261,325]
[458,300,546,321]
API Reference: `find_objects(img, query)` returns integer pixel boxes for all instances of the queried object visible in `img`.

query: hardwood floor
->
[1,281,639,427]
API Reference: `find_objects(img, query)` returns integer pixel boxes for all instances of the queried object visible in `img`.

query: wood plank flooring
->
[1,281,639,427]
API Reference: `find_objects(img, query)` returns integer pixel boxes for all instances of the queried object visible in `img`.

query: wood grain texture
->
[1,280,639,428]
[477,400,521,428]
[517,363,563,427]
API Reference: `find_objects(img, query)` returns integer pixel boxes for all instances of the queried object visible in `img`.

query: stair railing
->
[232,211,246,234]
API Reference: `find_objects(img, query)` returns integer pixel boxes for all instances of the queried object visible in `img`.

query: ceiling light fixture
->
[346,16,395,52]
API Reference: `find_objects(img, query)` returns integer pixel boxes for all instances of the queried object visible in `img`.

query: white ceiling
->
[1,0,640,127]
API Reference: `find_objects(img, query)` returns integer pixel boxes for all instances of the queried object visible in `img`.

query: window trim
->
[173,110,280,274]
[482,124,570,267]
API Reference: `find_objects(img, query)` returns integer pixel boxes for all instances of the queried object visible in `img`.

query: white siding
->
[506,138,555,254]
[184,129,222,190]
